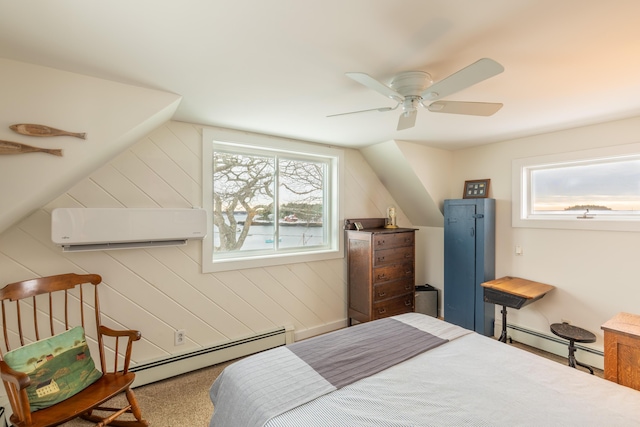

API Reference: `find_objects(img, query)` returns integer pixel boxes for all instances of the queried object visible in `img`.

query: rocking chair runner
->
[0,273,148,427]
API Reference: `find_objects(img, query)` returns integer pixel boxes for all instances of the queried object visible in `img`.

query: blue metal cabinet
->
[443,198,495,336]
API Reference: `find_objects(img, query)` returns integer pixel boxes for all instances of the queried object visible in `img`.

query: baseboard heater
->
[130,327,289,388]
[507,323,603,356]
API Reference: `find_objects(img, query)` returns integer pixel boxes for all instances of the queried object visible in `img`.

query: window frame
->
[202,128,344,272]
[512,142,640,232]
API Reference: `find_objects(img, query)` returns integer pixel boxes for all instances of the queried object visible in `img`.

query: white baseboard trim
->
[131,327,287,387]
[495,321,604,370]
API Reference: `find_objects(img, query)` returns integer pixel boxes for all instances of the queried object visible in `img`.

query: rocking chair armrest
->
[0,360,31,390]
[99,325,142,341]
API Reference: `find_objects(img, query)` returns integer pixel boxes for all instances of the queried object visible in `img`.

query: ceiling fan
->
[329,58,504,131]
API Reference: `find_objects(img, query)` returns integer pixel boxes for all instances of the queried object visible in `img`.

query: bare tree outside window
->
[213,151,274,252]
[278,158,325,249]
[213,151,327,254]
[202,130,343,272]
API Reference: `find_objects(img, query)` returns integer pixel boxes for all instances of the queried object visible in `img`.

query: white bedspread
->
[210,313,471,427]
[210,313,640,427]
[266,331,640,426]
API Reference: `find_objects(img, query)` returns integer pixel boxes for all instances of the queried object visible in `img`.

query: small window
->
[202,128,343,272]
[513,143,640,231]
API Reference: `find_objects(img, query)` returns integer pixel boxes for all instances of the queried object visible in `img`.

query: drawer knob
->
[378,291,387,297]
[404,253,411,258]
[377,274,387,280]
[377,240,385,245]
[404,270,412,275]
[377,256,385,262]
[405,300,412,307]
[378,307,387,314]
[404,284,412,290]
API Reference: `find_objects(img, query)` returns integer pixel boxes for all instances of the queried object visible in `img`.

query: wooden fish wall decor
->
[10,123,86,139]
[0,139,62,156]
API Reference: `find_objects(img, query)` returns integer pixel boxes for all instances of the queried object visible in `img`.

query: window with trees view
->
[512,144,640,232]
[202,129,343,272]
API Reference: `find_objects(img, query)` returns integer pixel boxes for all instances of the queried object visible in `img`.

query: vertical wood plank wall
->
[0,121,406,367]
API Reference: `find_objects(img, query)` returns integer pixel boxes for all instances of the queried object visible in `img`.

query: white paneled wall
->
[0,121,404,367]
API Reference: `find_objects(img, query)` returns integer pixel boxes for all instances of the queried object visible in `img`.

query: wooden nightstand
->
[601,312,640,390]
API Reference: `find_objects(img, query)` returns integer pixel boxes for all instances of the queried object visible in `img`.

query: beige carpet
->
[60,360,236,427]
[57,341,602,426]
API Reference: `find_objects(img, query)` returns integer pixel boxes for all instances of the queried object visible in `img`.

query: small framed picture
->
[463,179,491,199]
[354,221,364,231]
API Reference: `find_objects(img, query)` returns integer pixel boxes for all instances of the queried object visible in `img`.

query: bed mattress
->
[210,313,640,427]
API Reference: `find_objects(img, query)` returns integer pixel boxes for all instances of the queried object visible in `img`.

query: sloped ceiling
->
[361,141,446,227]
[0,59,182,234]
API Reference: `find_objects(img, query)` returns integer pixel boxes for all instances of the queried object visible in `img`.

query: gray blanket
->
[209,316,450,427]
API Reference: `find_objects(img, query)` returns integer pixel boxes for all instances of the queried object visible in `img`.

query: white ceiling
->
[2,0,640,150]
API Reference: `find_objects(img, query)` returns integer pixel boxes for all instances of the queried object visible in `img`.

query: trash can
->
[415,284,438,318]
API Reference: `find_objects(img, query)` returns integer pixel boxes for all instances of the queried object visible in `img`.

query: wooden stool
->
[550,323,596,374]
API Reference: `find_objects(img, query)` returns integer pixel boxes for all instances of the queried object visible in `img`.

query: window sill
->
[512,215,640,232]
[202,248,343,273]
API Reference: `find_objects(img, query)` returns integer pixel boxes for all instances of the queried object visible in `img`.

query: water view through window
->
[530,156,640,215]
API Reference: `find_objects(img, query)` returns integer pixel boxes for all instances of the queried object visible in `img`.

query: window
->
[512,143,640,231]
[202,128,343,272]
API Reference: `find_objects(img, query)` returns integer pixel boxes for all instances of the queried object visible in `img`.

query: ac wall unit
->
[51,208,207,252]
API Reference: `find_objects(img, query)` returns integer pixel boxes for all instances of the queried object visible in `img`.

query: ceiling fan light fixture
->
[402,96,420,112]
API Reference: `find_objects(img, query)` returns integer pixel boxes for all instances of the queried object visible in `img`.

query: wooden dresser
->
[601,312,640,391]
[345,218,416,325]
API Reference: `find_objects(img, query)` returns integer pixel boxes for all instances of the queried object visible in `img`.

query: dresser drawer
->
[373,264,414,284]
[373,279,414,301]
[373,293,414,319]
[373,246,414,267]
[373,232,415,250]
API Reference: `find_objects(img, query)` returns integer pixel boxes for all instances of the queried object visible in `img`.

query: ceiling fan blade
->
[397,110,418,130]
[421,58,504,101]
[426,101,503,116]
[327,105,398,118]
[346,72,404,102]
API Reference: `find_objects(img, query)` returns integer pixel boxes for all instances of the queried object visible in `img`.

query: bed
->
[209,313,640,427]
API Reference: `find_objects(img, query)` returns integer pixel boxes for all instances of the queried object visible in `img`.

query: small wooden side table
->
[601,312,640,390]
[481,276,555,343]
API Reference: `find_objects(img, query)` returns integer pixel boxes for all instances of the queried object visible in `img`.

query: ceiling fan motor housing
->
[390,71,433,97]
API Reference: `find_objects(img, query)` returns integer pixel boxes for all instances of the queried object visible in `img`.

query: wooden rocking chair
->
[0,273,148,427]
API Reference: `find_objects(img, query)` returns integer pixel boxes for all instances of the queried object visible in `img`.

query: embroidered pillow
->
[4,326,102,411]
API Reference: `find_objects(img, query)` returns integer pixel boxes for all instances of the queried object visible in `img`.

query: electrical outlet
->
[175,329,186,346]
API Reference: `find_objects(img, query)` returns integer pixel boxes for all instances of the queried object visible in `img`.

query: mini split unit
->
[51,208,207,252]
